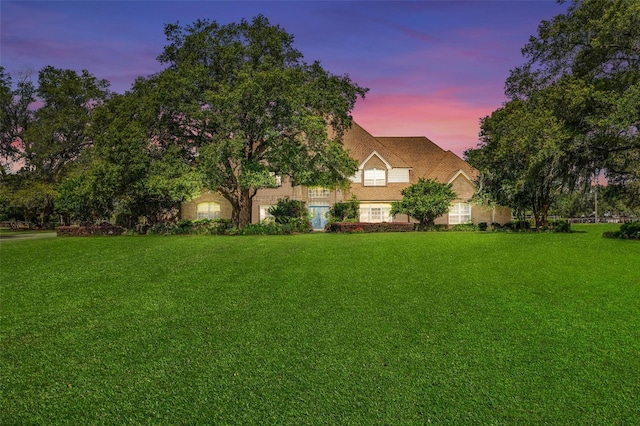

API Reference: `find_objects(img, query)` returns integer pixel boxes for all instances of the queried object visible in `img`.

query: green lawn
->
[1,225,639,424]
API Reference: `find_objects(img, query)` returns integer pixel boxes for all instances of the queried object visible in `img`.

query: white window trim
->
[449,202,472,225]
[308,187,330,198]
[196,202,221,220]
[358,151,392,170]
[359,203,392,223]
[259,205,274,222]
[363,168,386,186]
[448,169,473,184]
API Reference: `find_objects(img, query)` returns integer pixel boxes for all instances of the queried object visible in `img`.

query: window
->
[270,173,282,187]
[449,203,471,224]
[259,205,274,222]
[196,202,221,220]
[359,204,392,223]
[308,187,330,198]
[370,207,383,222]
[363,168,386,186]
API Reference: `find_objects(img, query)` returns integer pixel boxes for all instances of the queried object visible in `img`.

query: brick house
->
[181,122,511,229]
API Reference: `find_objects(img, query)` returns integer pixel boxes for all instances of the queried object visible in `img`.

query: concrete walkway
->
[0,231,57,242]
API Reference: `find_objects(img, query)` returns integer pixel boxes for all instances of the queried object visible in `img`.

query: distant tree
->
[0,66,36,177]
[150,15,367,228]
[1,66,110,224]
[469,0,640,222]
[10,180,57,226]
[391,178,456,229]
[20,66,110,183]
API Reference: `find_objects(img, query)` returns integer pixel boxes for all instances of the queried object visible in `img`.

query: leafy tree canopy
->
[20,66,110,183]
[0,66,36,177]
[148,15,368,227]
[468,0,639,224]
[391,178,457,228]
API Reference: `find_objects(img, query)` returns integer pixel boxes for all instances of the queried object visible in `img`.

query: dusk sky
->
[1,1,568,156]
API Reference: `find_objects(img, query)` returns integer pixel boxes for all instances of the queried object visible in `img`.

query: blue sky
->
[1,1,568,155]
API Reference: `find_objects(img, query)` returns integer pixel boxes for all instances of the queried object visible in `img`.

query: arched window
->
[197,202,221,220]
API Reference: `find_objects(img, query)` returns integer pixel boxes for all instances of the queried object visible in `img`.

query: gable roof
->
[339,122,478,186]
[426,151,478,183]
[375,136,478,183]
[341,122,410,169]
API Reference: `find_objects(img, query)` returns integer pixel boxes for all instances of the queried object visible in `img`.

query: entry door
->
[309,206,329,230]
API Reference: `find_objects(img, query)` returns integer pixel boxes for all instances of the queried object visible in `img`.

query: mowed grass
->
[1,225,639,424]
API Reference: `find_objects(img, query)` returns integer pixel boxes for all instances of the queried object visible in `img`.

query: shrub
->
[620,222,640,239]
[329,196,360,221]
[451,223,479,232]
[269,198,307,223]
[56,223,125,237]
[176,219,194,235]
[147,222,179,236]
[478,222,488,231]
[268,198,311,233]
[504,220,531,232]
[415,223,448,232]
[606,221,640,240]
[551,219,571,233]
[327,222,414,233]
[240,222,296,235]
[191,219,232,235]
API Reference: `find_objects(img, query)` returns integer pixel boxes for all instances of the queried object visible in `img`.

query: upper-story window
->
[363,168,386,186]
[308,187,330,198]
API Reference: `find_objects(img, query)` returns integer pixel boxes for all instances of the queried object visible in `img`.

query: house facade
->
[181,123,511,229]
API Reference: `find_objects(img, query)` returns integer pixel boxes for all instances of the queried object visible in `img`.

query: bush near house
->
[450,223,479,232]
[327,222,415,233]
[268,198,311,233]
[328,196,360,222]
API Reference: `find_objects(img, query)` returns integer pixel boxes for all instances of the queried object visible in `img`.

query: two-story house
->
[181,122,511,229]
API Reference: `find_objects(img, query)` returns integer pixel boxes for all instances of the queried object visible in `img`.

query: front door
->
[309,206,329,230]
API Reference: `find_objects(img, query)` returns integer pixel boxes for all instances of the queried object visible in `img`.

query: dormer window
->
[363,168,386,186]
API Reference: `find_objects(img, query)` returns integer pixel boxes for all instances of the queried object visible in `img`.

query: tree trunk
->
[230,188,253,229]
[532,200,550,229]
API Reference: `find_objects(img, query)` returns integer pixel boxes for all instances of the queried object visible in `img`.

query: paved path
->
[0,232,57,242]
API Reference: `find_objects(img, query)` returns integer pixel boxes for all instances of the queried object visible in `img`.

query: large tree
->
[469,0,639,223]
[149,15,367,228]
[57,88,203,226]
[466,95,573,228]
[506,0,640,199]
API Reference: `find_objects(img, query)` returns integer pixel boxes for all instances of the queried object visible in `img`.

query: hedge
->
[56,224,125,237]
[327,222,415,233]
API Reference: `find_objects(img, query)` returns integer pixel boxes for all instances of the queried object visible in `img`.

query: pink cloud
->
[352,91,503,157]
